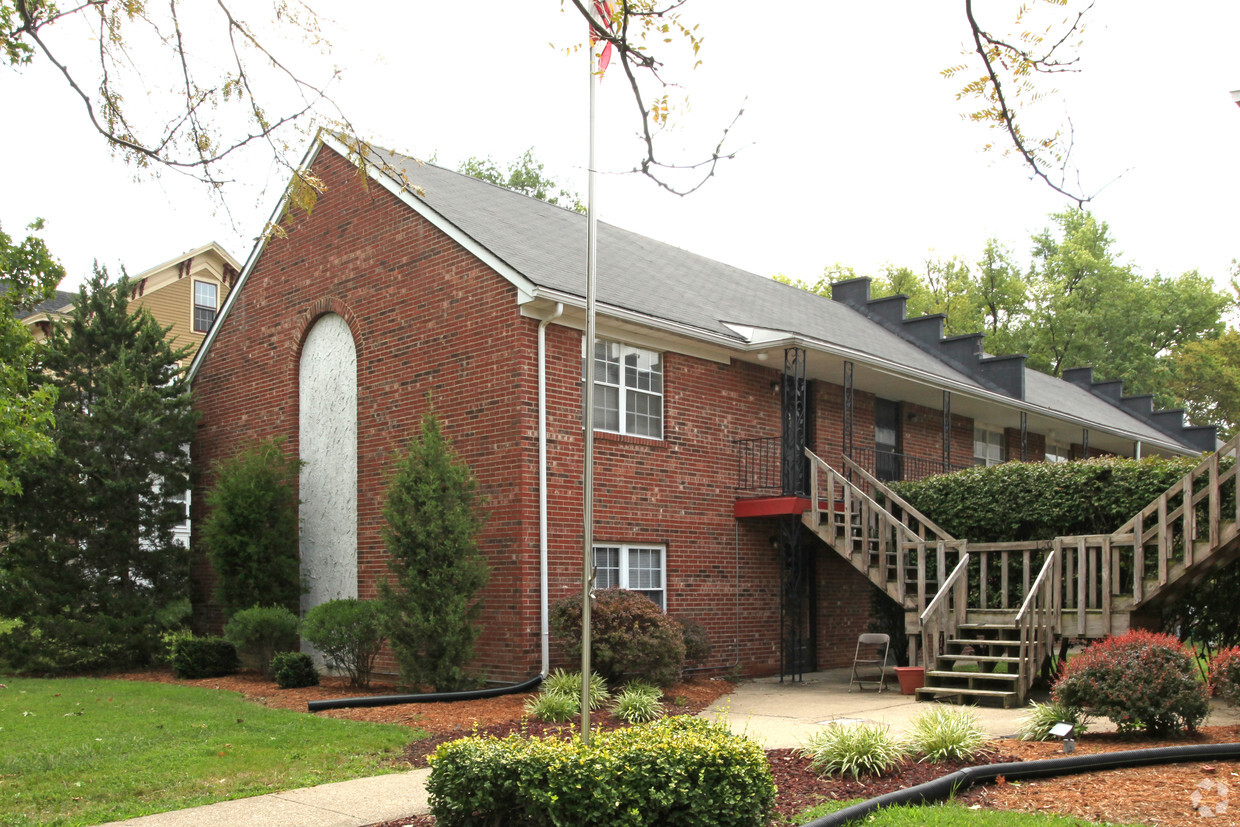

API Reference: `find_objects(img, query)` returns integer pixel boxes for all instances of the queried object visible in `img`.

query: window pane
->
[595,385,620,431]
[626,390,662,437]
[594,341,620,384]
[594,547,620,589]
[194,282,217,308]
[628,547,662,590]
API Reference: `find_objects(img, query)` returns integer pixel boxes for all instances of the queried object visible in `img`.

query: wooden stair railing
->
[1014,548,1058,704]
[919,553,970,670]
[839,455,955,544]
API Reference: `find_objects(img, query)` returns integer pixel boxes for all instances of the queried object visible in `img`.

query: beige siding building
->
[21,242,240,367]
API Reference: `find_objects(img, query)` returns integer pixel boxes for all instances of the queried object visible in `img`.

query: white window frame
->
[973,426,1005,467]
[592,543,666,609]
[1045,442,1070,463]
[192,280,219,333]
[583,337,664,439]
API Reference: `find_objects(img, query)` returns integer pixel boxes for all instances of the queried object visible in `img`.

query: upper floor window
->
[973,426,1005,467]
[585,338,663,438]
[193,281,219,333]
[594,544,665,609]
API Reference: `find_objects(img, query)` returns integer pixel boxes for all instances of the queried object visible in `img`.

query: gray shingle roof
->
[366,145,1200,452]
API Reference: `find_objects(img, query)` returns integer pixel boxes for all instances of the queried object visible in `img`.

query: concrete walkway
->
[99,669,1240,826]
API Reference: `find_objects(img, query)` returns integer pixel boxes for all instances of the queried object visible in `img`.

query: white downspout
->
[1135,440,1143,460]
[538,303,564,676]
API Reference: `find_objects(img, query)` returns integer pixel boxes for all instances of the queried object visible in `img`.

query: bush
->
[798,722,907,778]
[223,606,300,678]
[1016,700,1091,742]
[551,589,686,687]
[301,599,386,688]
[427,716,775,827]
[1053,630,1209,736]
[201,438,304,616]
[272,652,319,689]
[1208,646,1240,706]
[379,412,489,692]
[170,636,240,679]
[675,617,713,664]
[612,682,664,724]
[907,706,986,762]
[541,669,611,710]
[524,691,579,723]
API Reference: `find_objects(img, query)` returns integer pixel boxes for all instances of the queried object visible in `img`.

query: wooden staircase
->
[802,435,1240,708]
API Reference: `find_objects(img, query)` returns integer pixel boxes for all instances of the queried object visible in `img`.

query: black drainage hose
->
[802,742,1240,827]
[307,674,543,712]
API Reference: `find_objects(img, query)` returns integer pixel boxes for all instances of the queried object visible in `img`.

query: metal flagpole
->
[581,1,605,743]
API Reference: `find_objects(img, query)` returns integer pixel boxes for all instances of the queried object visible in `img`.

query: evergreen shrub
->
[551,589,686,687]
[170,636,239,679]
[301,598,386,688]
[201,438,304,616]
[223,606,299,678]
[1053,630,1209,735]
[1208,646,1240,707]
[427,716,775,827]
[272,651,319,689]
[379,411,489,692]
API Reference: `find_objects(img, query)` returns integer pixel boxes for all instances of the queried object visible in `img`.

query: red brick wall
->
[191,144,870,681]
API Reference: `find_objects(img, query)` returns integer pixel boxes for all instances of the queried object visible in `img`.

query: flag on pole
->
[590,0,615,76]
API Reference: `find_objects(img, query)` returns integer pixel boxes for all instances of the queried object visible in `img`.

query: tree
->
[201,438,304,617]
[1164,328,1240,440]
[0,221,62,496]
[458,150,585,213]
[378,411,489,692]
[0,267,198,671]
[1,0,349,194]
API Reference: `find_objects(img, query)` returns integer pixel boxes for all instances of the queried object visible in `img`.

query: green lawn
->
[0,677,422,826]
[794,800,1144,826]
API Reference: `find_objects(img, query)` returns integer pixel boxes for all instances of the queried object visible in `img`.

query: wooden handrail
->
[1015,548,1056,624]
[840,455,955,543]
[921,553,970,625]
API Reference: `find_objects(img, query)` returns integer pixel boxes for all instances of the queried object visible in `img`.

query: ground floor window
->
[973,426,1005,467]
[1045,442,1070,463]
[593,543,665,609]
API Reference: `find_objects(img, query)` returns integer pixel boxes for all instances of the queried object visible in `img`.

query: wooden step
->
[937,654,1022,665]
[915,685,1018,708]
[927,670,1018,682]
[948,638,1023,648]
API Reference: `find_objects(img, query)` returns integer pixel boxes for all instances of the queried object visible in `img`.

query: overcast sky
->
[4,1,1239,294]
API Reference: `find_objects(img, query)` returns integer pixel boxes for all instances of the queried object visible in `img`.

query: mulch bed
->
[102,670,1240,826]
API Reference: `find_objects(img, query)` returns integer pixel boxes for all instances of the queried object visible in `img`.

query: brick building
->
[187,135,1213,682]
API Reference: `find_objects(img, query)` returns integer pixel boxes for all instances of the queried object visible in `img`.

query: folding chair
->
[849,633,890,692]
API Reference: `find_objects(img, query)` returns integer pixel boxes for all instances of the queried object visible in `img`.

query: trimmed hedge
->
[223,605,299,678]
[170,636,240,679]
[892,455,1204,542]
[1053,630,1208,736]
[427,716,774,827]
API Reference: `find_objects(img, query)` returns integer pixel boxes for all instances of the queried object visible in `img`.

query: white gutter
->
[537,302,564,676]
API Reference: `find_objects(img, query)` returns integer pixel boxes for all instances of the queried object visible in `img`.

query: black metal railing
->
[737,438,972,491]
[735,437,781,491]
[847,446,970,482]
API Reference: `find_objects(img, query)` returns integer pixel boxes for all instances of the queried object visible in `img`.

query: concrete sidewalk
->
[98,669,1240,826]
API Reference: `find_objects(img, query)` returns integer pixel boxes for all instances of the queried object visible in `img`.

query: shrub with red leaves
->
[1052,629,1208,736]
[1208,646,1240,707]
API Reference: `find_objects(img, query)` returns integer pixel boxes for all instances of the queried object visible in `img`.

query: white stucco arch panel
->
[299,312,358,615]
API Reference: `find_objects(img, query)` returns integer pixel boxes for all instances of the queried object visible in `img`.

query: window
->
[593,544,665,609]
[973,426,1005,467]
[584,338,664,438]
[1045,443,1070,463]
[193,281,219,333]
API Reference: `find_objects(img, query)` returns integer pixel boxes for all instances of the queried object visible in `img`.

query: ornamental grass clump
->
[1208,646,1240,707]
[541,668,611,710]
[612,681,664,723]
[907,706,987,762]
[524,691,579,723]
[1053,629,1208,736]
[798,722,908,779]
[428,716,775,827]
[1016,700,1091,742]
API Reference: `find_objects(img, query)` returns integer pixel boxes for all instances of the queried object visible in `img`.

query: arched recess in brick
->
[298,312,358,623]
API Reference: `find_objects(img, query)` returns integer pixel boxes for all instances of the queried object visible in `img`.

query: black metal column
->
[780,348,811,682]
[842,361,854,467]
[1020,412,1028,462]
[1082,428,1089,458]
[942,391,952,468]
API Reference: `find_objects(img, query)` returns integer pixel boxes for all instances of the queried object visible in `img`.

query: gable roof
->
[192,135,1208,455]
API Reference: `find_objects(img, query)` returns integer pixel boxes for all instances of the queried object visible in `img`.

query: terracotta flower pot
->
[894,666,925,695]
